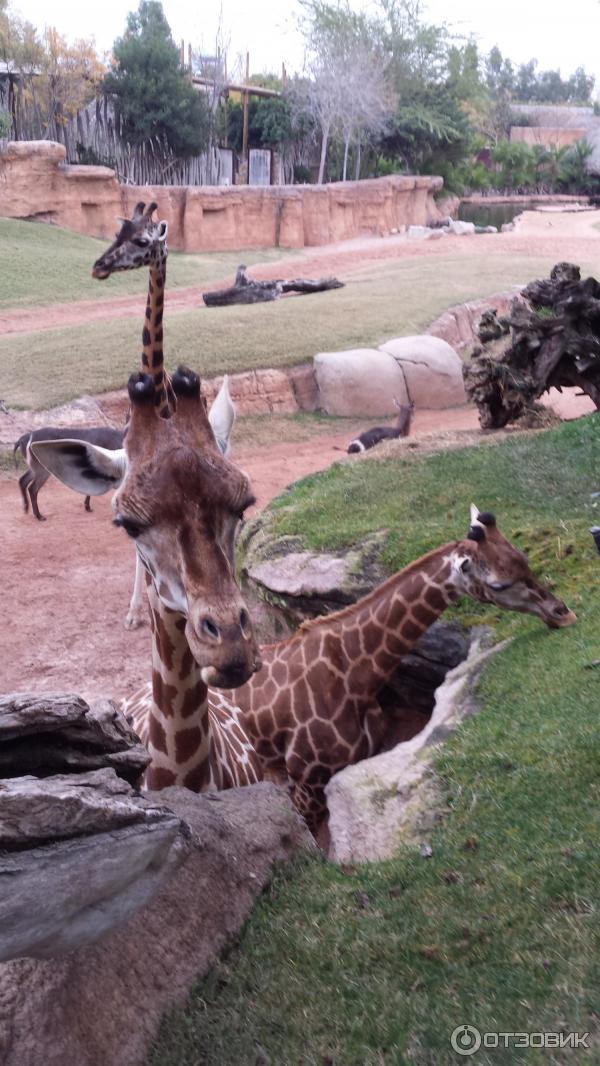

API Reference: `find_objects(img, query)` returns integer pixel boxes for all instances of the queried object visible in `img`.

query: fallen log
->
[462,262,600,428]
[203,265,344,306]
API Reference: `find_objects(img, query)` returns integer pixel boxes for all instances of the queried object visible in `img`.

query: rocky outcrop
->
[0,693,149,784]
[379,335,466,408]
[238,512,390,641]
[314,349,409,416]
[0,782,313,1066]
[0,769,190,962]
[0,693,195,962]
[0,141,443,252]
[326,633,504,863]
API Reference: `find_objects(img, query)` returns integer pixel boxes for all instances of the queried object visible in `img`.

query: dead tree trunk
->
[463,262,600,428]
[203,265,344,307]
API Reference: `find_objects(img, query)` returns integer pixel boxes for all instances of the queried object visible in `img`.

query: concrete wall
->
[0,141,444,252]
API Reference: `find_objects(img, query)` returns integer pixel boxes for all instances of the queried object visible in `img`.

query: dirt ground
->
[1,209,598,704]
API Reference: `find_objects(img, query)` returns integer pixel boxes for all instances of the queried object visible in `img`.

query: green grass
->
[149,417,600,1065]
[0,218,292,310]
[3,251,599,409]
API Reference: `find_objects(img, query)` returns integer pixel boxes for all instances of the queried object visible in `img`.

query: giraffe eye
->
[113,515,144,538]
[132,238,150,248]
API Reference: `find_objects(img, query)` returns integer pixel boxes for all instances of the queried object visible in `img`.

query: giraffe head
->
[92,201,167,280]
[449,505,576,628]
[31,369,261,688]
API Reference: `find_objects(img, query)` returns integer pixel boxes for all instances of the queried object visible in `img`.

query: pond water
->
[457,202,537,228]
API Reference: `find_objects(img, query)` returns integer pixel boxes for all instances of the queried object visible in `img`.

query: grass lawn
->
[0,218,293,310]
[148,416,600,1065]
[3,250,599,409]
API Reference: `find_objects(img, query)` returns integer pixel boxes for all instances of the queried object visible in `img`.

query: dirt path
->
[2,208,600,337]
[1,388,592,704]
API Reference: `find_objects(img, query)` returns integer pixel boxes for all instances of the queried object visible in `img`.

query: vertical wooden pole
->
[242,51,250,179]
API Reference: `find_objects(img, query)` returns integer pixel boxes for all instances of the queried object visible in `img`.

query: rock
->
[474,225,498,234]
[238,512,390,641]
[378,335,466,408]
[0,694,150,785]
[427,290,520,354]
[326,633,504,863]
[0,782,313,1066]
[407,225,435,239]
[447,219,476,236]
[314,349,408,416]
[0,143,443,252]
[378,621,470,733]
[0,768,190,961]
[501,221,515,233]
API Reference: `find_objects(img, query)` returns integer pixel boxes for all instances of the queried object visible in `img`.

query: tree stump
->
[462,262,600,429]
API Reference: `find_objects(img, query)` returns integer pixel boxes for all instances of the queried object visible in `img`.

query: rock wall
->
[0,141,444,251]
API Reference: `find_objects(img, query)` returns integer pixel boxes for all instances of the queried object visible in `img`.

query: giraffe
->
[224,507,576,829]
[124,507,576,829]
[31,202,263,791]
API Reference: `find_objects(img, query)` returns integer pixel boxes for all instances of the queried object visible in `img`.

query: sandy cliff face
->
[0,140,443,251]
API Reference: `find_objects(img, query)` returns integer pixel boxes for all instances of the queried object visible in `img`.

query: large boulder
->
[0,769,190,962]
[314,348,408,415]
[0,782,313,1066]
[379,334,467,408]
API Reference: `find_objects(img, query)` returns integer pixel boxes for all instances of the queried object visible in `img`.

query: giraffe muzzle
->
[92,263,111,280]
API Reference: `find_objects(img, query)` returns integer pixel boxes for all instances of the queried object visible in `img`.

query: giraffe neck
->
[335,543,460,695]
[145,579,212,791]
[142,259,170,418]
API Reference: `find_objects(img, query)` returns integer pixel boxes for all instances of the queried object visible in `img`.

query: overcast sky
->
[10,0,600,93]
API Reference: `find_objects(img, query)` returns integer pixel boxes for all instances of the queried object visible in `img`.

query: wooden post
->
[242,51,250,180]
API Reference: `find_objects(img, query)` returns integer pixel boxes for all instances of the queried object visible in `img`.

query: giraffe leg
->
[125,554,148,629]
[290,781,328,838]
[18,471,32,514]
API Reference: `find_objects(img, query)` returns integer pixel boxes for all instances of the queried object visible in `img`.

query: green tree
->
[104,1,212,157]
[380,82,473,178]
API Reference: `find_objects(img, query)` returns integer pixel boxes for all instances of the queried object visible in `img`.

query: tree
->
[104,1,212,157]
[297,0,393,183]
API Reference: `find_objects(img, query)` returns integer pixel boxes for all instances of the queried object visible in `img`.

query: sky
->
[9,0,600,93]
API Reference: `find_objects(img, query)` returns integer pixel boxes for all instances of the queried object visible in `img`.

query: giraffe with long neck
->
[92,200,171,417]
[125,507,576,828]
[32,203,263,791]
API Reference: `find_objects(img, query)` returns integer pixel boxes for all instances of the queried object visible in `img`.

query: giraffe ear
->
[30,440,127,496]
[208,374,235,456]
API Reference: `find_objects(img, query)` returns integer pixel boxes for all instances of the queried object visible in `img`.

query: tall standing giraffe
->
[32,203,264,791]
[125,508,576,828]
